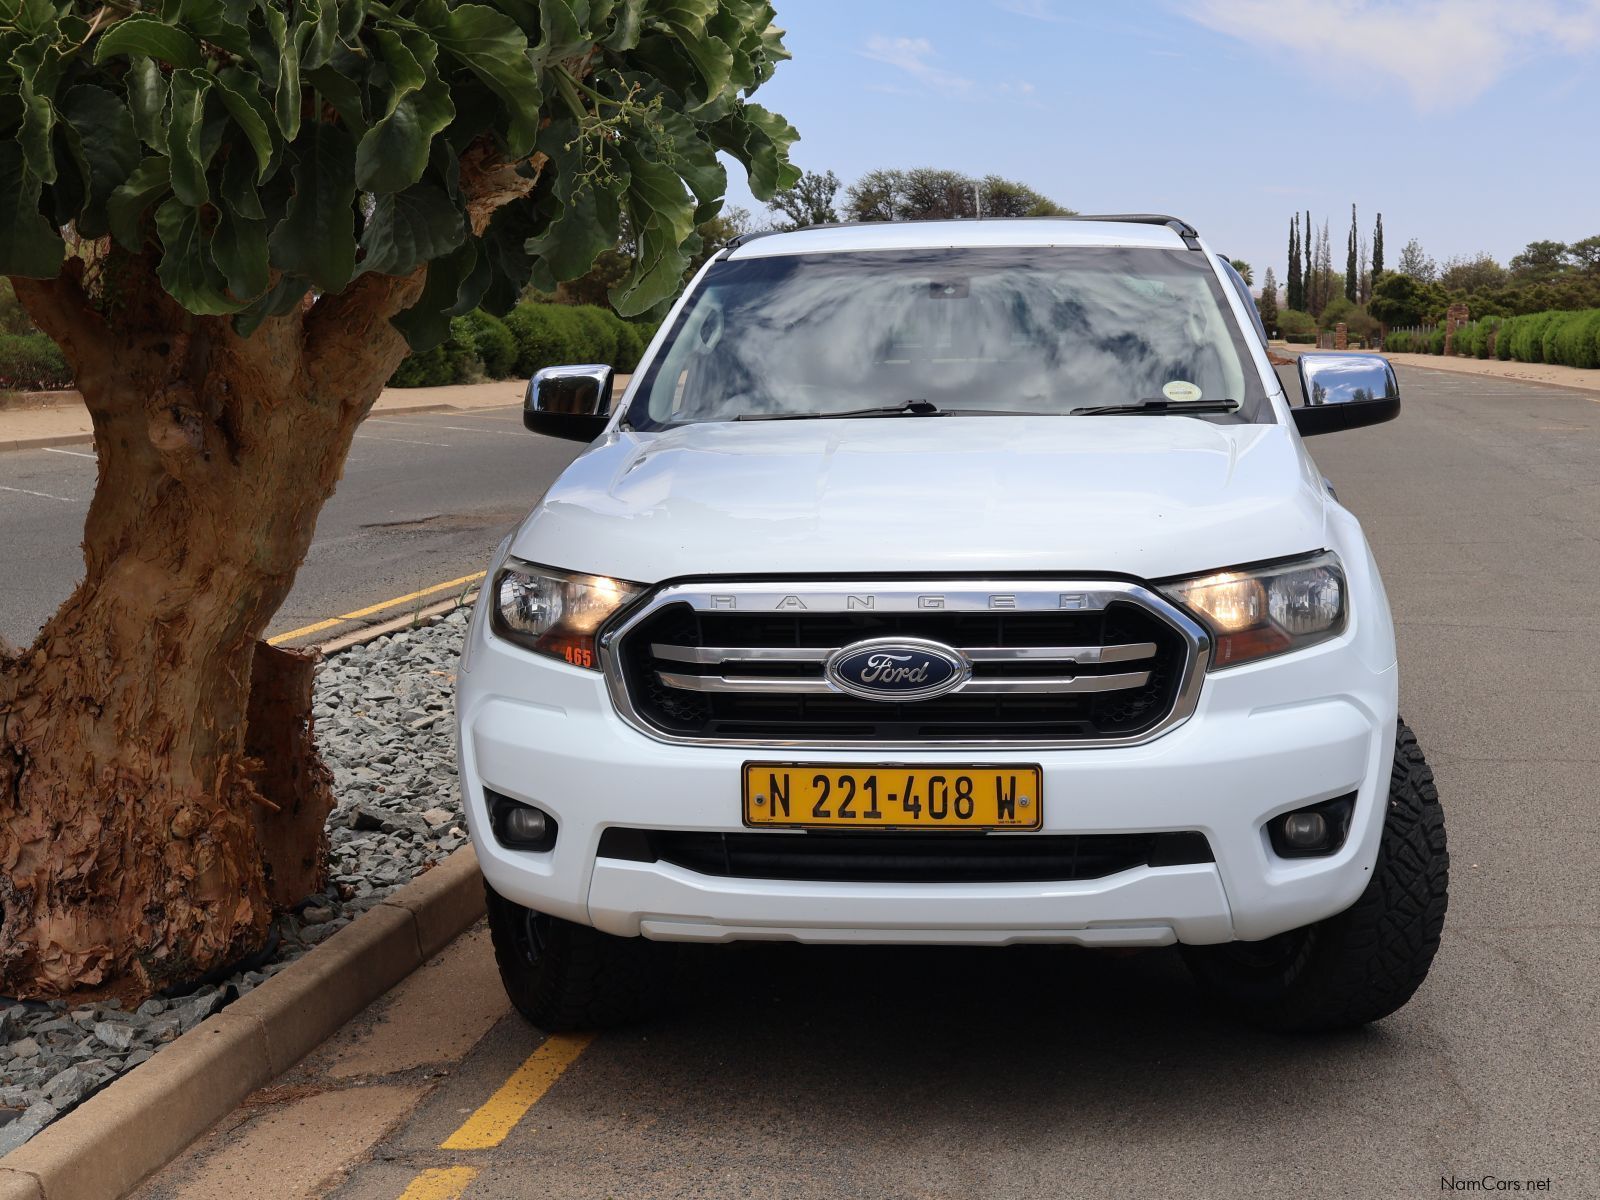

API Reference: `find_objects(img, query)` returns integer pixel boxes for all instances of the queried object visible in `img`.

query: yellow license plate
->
[743,764,1043,830]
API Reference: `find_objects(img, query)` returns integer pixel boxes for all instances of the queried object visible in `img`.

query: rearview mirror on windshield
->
[1293,354,1401,437]
[525,364,615,443]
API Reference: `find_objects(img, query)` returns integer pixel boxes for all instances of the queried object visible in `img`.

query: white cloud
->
[1185,0,1600,110]
[859,35,974,95]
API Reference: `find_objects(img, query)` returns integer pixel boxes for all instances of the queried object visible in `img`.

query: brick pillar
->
[1443,303,1470,356]
[1334,322,1348,351]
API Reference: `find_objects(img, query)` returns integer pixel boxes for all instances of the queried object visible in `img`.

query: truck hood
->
[509,417,1329,583]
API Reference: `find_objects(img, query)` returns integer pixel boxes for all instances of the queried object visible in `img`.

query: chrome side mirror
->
[1293,353,1400,437]
[524,364,615,442]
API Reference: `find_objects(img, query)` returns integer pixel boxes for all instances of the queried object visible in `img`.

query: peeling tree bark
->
[0,255,424,1000]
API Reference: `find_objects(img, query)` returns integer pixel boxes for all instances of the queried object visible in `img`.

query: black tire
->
[483,882,673,1031]
[1182,720,1448,1032]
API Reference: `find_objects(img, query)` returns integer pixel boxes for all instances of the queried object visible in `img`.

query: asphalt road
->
[134,363,1600,1199]
[0,404,583,648]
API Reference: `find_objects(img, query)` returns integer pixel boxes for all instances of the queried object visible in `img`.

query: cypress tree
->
[1288,216,1302,311]
[1345,204,1358,302]
[1305,209,1314,309]
[1373,213,1385,280]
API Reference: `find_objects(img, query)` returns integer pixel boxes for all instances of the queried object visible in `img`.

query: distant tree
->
[1258,267,1279,333]
[1305,209,1314,303]
[767,170,841,230]
[1345,204,1358,303]
[843,168,1071,223]
[1372,213,1385,280]
[689,208,755,273]
[1508,240,1570,281]
[1570,235,1600,274]
[1438,253,1507,295]
[1287,215,1302,311]
[980,175,1073,217]
[1308,219,1335,317]
[1230,259,1253,285]
[1396,238,1438,283]
[1370,272,1442,327]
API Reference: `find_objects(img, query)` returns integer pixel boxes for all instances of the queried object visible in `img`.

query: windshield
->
[626,246,1272,429]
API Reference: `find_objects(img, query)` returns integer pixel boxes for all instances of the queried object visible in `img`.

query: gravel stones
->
[0,609,471,1150]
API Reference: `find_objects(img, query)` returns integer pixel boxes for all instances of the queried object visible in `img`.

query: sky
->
[720,0,1600,291]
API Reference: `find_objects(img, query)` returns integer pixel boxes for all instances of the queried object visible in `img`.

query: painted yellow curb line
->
[268,571,486,646]
[396,1166,479,1200]
[439,1034,596,1151]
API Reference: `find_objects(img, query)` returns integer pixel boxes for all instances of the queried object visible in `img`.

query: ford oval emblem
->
[824,637,971,702]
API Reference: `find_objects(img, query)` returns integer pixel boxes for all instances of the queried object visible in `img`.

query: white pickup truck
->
[456,216,1447,1033]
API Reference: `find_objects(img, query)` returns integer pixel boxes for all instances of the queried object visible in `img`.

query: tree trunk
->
[0,256,423,1000]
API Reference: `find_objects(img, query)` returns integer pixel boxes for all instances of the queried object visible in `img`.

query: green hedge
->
[390,302,657,387]
[1383,307,1600,367]
[0,332,71,390]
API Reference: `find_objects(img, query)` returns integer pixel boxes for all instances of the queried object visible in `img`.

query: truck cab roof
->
[726,216,1200,259]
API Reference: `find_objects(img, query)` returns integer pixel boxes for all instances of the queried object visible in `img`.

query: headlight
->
[1160,551,1346,668]
[491,562,644,670]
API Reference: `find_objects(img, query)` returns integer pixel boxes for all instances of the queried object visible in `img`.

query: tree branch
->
[458,139,550,237]
[9,262,115,397]
[302,268,427,406]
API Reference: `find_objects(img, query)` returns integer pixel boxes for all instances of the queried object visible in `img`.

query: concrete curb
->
[284,589,479,654]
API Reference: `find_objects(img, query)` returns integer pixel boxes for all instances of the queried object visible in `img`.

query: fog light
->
[1268,793,1356,859]
[488,790,558,852]
[1281,811,1328,848]
[504,807,548,842]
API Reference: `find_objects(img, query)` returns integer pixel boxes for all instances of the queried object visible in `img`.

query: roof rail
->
[1070,214,1202,249]
[719,213,1204,255]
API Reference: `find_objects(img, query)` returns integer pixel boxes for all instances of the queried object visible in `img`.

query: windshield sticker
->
[1162,380,1203,403]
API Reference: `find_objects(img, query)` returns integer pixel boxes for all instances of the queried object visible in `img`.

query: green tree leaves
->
[0,142,63,277]
[92,16,204,69]
[268,123,358,293]
[1,0,794,339]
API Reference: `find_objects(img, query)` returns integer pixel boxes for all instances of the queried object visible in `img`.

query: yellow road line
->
[396,1166,479,1200]
[439,1034,595,1151]
[267,571,487,646]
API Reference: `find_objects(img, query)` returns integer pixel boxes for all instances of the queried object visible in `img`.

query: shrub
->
[1506,311,1557,362]
[504,304,584,377]
[0,332,72,389]
[1429,326,1447,355]
[1383,330,1414,353]
[1284,334,1316,344]
[568,305,622,366]
[1455,318,1496,359]
[1496,315,1520,359]
[388,320,477,387]
[456,311,517,379]
[0,279,39,336]
[1277,308,1316,340]
[1543,309,1600,368]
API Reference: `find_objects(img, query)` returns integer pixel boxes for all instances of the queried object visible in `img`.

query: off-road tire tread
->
[1186,719,1448,1032]
[483,883,670,1031]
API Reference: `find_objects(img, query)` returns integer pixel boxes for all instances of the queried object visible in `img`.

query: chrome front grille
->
[602,581,1210,748]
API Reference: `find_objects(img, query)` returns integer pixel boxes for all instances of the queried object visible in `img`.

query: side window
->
[1217,256,1268,347]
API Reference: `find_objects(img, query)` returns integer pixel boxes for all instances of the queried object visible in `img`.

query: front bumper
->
[456,592,1398,948]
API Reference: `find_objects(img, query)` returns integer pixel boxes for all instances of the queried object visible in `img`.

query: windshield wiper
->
[1071,398,1240,416]
[736,400,1053,422]
[737,399,946,421]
